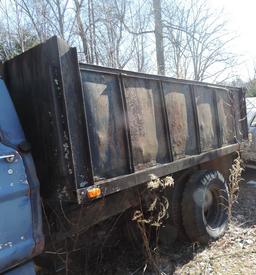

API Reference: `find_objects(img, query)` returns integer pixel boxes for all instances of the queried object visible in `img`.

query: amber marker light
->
[86,187,102,199]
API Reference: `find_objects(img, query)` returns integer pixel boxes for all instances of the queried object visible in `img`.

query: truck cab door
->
[0,80,44,273]
[0,143,35,271]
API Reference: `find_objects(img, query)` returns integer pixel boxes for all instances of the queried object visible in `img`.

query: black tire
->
[171,172,190,241]
[182,170,229,244]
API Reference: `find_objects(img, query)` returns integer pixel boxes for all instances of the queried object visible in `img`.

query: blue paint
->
[0,80,44,273]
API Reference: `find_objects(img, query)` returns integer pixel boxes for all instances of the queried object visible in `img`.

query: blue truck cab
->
[0,79,44,274]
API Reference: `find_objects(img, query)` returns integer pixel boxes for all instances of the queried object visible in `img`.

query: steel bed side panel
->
[3,36,247,204]
[78,63,246,202]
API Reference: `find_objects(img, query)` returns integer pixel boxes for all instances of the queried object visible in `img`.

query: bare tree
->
[0,0,38,61]
[0,0,239,83]
[18,0,76,42]
[163,0,237,82]
[125,0,153,72]
[17,0,49,42]
[87,0,98,63]
[186,0,237,81]
[44,0,69,39]
[94,0,134,68]
[73,0,90,62]
[163,2,190,78]
[153,0,165,75]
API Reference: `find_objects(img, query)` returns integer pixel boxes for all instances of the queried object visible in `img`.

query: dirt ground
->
[93,168,256,275]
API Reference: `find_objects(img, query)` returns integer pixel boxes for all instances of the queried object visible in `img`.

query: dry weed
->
[132,175,174,274]
[228,152,244,219]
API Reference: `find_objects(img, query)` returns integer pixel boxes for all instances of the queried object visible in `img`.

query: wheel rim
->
[203,186,222,229]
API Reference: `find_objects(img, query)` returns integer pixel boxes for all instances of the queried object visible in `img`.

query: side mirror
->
[251,122,256,127]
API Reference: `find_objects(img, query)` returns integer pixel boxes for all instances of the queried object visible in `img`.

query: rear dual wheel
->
[181,170,229,244]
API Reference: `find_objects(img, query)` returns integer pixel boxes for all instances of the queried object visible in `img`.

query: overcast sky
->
[208,0,256,80]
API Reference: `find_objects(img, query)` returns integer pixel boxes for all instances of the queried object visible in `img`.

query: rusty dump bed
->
[2,36,247,204]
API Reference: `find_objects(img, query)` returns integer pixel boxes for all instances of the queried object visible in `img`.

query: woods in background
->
[0,0,237,83]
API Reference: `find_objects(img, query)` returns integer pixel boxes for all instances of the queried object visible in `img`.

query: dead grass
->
[104,169,256,275]
[172,168,256,275]
[132,175,174,274]
[174,220,256,274]
[228,153,244,219]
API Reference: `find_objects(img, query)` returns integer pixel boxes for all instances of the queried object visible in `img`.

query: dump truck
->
[0,36,247,274]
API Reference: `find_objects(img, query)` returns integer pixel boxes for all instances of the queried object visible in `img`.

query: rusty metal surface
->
[216,88,235,145]
[80,63,244,92]
[80,64,246,188]
[162,82,197,159]
[194,86,219,151]
[79,63,247,199]
[81,71,129,179]
[122,77,169,170]
[77,144,240,202]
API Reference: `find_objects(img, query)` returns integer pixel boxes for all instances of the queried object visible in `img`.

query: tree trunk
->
[153,0,165,75]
